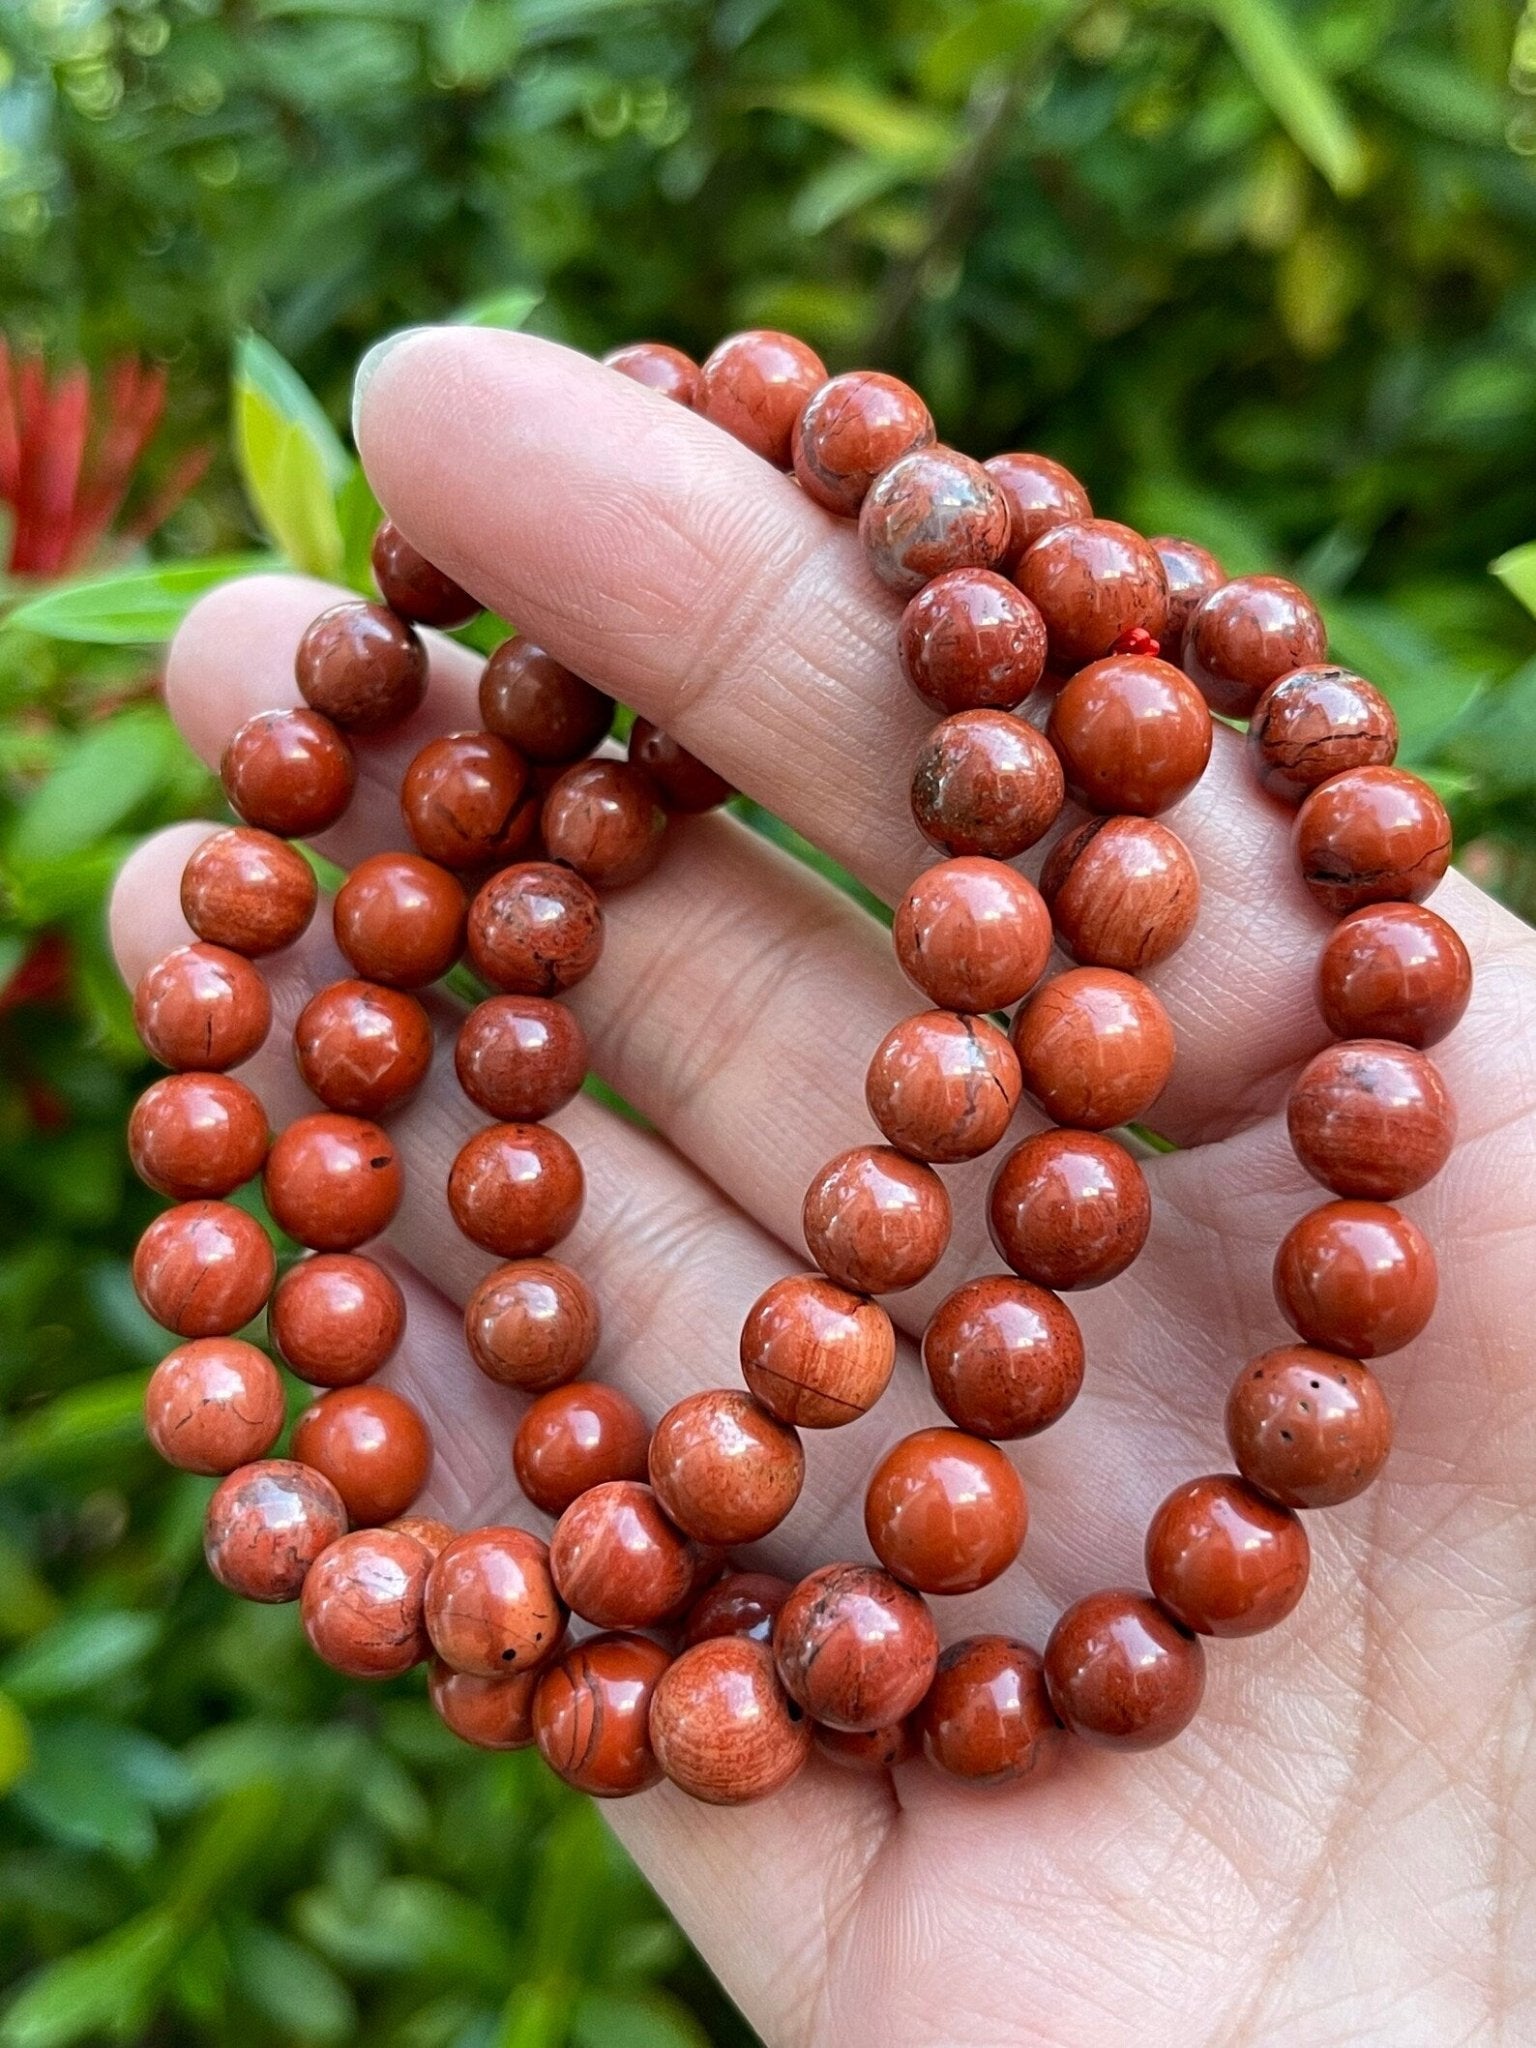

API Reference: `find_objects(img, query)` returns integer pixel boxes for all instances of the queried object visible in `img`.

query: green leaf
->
[452,288,544,329]
[0,1690,32,1793]
[0,1910,181,2048]
[747,81,959,169]
[571,1991,710,2048]
[5,556,275,645]
[1205,0,1367,195]
[336,460,384,595]
[229,1923,356,2043]
[6,708,180,865]
[233,333,347,577]
[1490,542,1536,622]
[11,1720,195,1863]
[0,1370,153,1482]
[3,1612,161,1706]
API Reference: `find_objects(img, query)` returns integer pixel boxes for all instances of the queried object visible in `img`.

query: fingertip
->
[108,821,217,983]
[167,573,340,766]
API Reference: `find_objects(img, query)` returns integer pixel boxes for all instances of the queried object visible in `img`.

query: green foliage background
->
[0,1,1534,2043]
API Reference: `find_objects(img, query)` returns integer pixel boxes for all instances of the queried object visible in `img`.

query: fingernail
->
[351,327,429,441]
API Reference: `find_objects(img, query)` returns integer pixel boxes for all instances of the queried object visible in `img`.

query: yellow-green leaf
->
[233,333,347,578]
[1206,0,1367,196]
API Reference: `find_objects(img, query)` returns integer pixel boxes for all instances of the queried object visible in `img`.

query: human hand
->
[111,329,1536,2048]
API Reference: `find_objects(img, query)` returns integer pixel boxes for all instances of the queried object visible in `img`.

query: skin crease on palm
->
[108,329,1536,2048]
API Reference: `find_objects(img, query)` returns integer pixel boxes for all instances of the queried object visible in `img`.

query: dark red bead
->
[371,520,479,628]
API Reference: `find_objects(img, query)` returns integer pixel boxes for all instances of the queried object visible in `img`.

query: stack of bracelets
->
[128,328,1469,1802]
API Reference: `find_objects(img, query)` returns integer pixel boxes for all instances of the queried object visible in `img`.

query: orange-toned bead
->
[401,731,537,870]
[134,1201,276,1336]
[296,600,427,733]
[1274,1199,1437,1358]
[1044,1589,1205,1749]
[1294,766,1452,916]
[648,1389,804,1547]
[541,759,668,889]
[426,1526,567,1676]
[203,1459,347,1603]
[455,996,587,1122]
[370,519,479,627]
[1225,1345,1393,1510]
[627,719,734,812]
[550,1480,704,1629]
[984,452,1092,573]
[181,827,317,957]
[389,1516,457,1559]
[682,1571,793,1650]
[899,569,1048,715]
[1040,816,1200,972]
[1316,903,1472,1050]
[513,1382,651,1518]
[1288,1039,1455,1200]
[910,709,1064,860]
[739,1273,895,1428]
[988,1130,1151,1291]
[447,1122,584,1260]
[144,1337,286,1474]
[865,1427,1027,1595]
[221,707,356,838]
[792,369,934,516]
[649,1635,812,1805]
[1047,655,1212,816]
[802,1146,951,1295]
[292,1384,432,1526]
[865,1009,1021,1164]
[295,979,433,1119]
[773,1563,939,1732]
[1183,575,1326,719]
[533,1631,671,1797]
[1146,1474,1310,1638]
[1152,537,1225,665]
[1248,665,1398,803]
[695,329,826,468]
[301,1526,432,1678]
[334,852,467,988]
[479,640,613,764]
[269,1253,405,1386]
[893,857,1052,1014]
[1012,968,1175,1130]
[603,340,699,406]
[134,942,272,1072]
[918,1635,1060,1785]
[428,1659,538,1750]
[922,1275,1084,1439]
[264,1113,402,1251]
[466,861,603,995]
[1015,519,1169,671]
[813,1718,921,1772]
[861,447,1010,595]
[129,1072,268,1200]
[466,1258,599,1392]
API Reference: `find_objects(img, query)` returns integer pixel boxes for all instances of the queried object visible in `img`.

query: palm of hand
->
[111,331,1536,2048]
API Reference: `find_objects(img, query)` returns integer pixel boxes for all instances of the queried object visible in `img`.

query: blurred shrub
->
[0,2,1535,2044]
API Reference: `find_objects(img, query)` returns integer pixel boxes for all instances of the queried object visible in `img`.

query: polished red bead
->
[909,709,1064,860]
[370,519,479,628]
[865,1009,1021,1164]
[650,1635,812,1805]
[292,1384,432,1526]
[295,979,433,1119]
[221,708,356,839]
[1287,1039,1455,1200]
[549,1480,705,1630]
[479,640,613,764]
[1248,665,1398,804]
[1044,1589,1205,1749]
[466,861,604,995]
[1012,968,1176,1131]
[203,1459,347,1603]
[541,759,668,889]
[813,1718,921,1772]
[144,1337,286,1474]
[466,1258,600,1393]
[301,1526,432,1679]
[134,1200,276,1337]
[893,857,1052,1014]
[269,1252,405,1386]
[628,718,734,812]
[429,1659,539,1750]
[1040,816,1200,971]
[296,600,427,733]
[455,995,587,1122]
[1316,903,1472,1049]
[918,1634,1060,1785]
[181,827,317,957]
[401,731,537,870]
[333,851,467,988]
[426,1525,567,1676]
[802,1146,951,1295]
[864,1426,1027,1595]
[1183,575,1326,719]
[513,1381,651,1518]
[1152,537,1225,665]
[984,452,1092,573]
[922,1275,1084,1439]
[1146,1474,1310,1638]
[739,1273,896,1428]
[532,1631,671,1797]
[648,1388,804,1547]
[898,569,1047,714]
[988,1130,1151,1290]
[1274,1199,1437,1358]
[129,1072,269,1200]
[389,1515,457,1559]
[792,370,934,516]
[264,1112,402,1251]
[1047,654,1212,816]
[773,1562,939,1733]
[1015,519,1169,671]
[1293,766,1452,916]
[695,329,826,467]
[603,340,699,406]
[447,1122,584,1259]
[1225,1345,1393,1510]
[682,1571,793,1650]
[134,943,272,1072]
[861,447,1010,595]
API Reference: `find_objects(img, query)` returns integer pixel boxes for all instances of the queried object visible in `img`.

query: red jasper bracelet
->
[129,327,1469,1803]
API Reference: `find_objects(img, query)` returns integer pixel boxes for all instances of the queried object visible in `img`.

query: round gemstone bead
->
[370,520,478,627]
[301,1526,432,1679]
[1293,766,1452,916]
[134,1201,276,1337]
[801,1146,951,1295]
[892,857,1052,1014]
[898,569,1048,715]
[647,1389,804,1547]
[909,709,1064,860]
[294,980,433,1119]
[221,708,356,838]
[860,447,1010,595]
[204,1460,347,1604]
[922,1275,1084,1439]
[401,732,537,870]
[549,1481,704,1630]
[264,1113,402,1252]
[333,852,467,988]
[984,452,1091,572]
[813,1719,921,1773]
[269,1252,405,1386]
[683,1571,793,1650]
[296,601,427,733]
[1182,575,1327,719]
[128,1072,268,1200]
[1248,665,1398,803]
[1046,654,1212,816]
[865,1009,1021,1164]
[134,943,271,1072]
[773,1562,939,1733]
[144,1337,286,1474]
[695,329,827,467]
[1043,1589,1205,1749]
[292,1384,432,1526]
[1040,816,1200,971]
[649,1635,812,1805]
[988,1130,1151,1291]
[541,760,668,889]
[1274,1199,1437,1357]
[1225,1345,1393,1510]
[792,370,934,516]
[389,1516,457,1559]
[467,862,603,995]
[181,827,317,957]
[1011,967,1176,1131]
[603,340,699,406]
[1146,1474,1310,1638]
[429,1659,538,1750]
[455,995,588,1122]
[1015,519,1169,671]
[447,1122,584,1260]
[1287,1039,1455,1200]
[1316,903,1472,1049]
[426,1526,567,1676]
[532,1631,671,1797]
[466,1258,599,1392]
[513,1382,651,1518]
[627,719,733,812]
[918,1634,1060,1785]
[739,1273,896,1428]
[864,1427,1027,1595]
[1152,537,1225,664]
[480,640,613,764]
